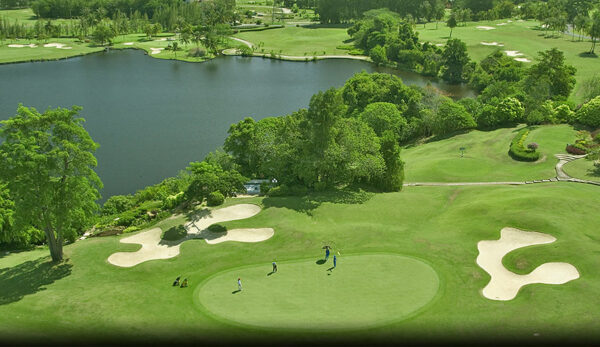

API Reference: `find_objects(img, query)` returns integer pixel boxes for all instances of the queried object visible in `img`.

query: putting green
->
[195,254,439,330]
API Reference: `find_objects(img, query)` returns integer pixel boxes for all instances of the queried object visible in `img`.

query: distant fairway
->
[196,254,439,330]
[403,125,575,182]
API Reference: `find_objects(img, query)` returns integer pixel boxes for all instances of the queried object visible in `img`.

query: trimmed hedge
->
[566,144,587,155]
[509,129,540,162]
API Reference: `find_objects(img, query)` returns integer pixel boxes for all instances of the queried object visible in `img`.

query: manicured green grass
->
[0,38,104,63]
[0,8,76,26]
[234,26,352,56]
[415,19,599,103]
[196,254,439,330]
[1,182,599,342]
[402,124,575,182]
[563,158,600,182]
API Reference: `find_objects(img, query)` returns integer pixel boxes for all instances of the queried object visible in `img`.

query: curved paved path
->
[404,154,600,187]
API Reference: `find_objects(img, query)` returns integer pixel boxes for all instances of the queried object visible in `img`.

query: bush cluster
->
[207,191,225,206]
[509,129,540,162]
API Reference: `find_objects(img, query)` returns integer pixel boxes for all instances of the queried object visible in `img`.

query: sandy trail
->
[477,227,579,301]
[108,204,274,267]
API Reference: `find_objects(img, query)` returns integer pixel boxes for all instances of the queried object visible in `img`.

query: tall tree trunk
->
[449,28,453,38]
[44,227,63,262]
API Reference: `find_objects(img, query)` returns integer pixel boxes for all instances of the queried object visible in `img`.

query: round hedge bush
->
[577,96,600,128]
[207,191,225,206]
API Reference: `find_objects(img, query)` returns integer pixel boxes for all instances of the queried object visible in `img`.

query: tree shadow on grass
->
[262,187,375,215]
[578,52,598,58]
[0,257,72,305]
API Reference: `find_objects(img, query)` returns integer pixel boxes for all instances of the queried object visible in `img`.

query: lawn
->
[563,158,600,182]
[0,38,104,64]
[402,124,575,183]
[234,25,353,56]
[1,179,599,343]
[415,19,599,103]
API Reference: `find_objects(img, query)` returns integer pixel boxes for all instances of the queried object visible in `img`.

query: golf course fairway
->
[195,254,440,330]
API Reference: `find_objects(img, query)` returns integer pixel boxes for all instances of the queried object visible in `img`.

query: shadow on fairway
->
[0,257,72,305]
[263,188,374,215]
[315,259,326,265]
[231,290,241,294]
[327,266,335,271]
[267,271,276,276]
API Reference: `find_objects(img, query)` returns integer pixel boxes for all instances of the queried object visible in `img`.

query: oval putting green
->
[196,254,439,330]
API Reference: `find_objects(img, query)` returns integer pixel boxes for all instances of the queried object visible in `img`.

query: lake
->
[0,49,474,200]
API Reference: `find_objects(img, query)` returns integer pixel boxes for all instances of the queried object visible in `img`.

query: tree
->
[433,100,476,135]
[185,161,247,204]
[376,130,404,192]
[172,41,178,57]
[574,14,590,41]
[359,102,407,137]
[224,117,257,176]
[587,11,600,54]
[369,44,387,65]
[0,105,102,262]
[0,182,13,238]
[447,13,457,38]
[91,21,115,45]
[576,96,600,128]
[524,48,576,100]
[441,38,471,83]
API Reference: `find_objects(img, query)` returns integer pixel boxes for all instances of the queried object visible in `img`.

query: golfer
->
[272,261,277,273]
[238,277,242,291]
[325,247,330,260]
[333,255,337,268]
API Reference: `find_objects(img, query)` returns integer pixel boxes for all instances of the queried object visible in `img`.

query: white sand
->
[155,38,167,41]
[505,50,524,57]
[507,20,513,23]
[480,42,504,46]
[123,42,134,45]
[8,43,37,48]
[514,57,531,62]
[476,227,579,301]
[43,43,72,49]
[150,47,163,55]
[497,23,507,26]
[108,204,274,267]
[477,26,496,30]
[435,43,444,47]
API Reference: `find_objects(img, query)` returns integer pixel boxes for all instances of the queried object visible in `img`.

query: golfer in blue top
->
[325,247,330,260]
[333,255,337,268]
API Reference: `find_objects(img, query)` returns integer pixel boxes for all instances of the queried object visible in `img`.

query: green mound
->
[195,254,439,330]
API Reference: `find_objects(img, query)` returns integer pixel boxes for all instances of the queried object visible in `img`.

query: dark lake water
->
[0,50,474,201]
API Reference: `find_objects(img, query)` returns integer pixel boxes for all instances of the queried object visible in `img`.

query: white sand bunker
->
[108,204,274,267]
[150,47,163,55]
[505,50,523,57]
[496,22,507,26]
[44,43,72,49]
[477,26,496,30]
[435,43,444,47]
[480,41,504,46]
[514,57,531,62]
[123,42,134,45]
[476,227,579,301]
[8,43,37,48]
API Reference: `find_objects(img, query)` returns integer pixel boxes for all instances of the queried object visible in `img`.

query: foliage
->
[476,97,524,129]
[509,129,540,162]
[359,102,407,138]
[576,96,600,128]
[0,182,14,241]
[441,39,471,84]
[432,100,476,136]
[162,225,187,241]
[369,45,387,65]
[207,191,225,206]
[524,48,577,102]
[0,105,102,261]
[185,161,247,204]
[91,21,115,45]
[101,195,135,216]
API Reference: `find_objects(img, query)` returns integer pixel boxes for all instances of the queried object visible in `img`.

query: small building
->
[243,179,275,195]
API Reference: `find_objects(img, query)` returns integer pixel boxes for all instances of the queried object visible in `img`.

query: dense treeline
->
[0,0,31,9]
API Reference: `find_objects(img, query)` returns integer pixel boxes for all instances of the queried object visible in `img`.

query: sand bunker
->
[43,43,72,49]
[8,43,37,48]
[150,47,163,55]
[480,41,504,46]
[497,23,507,26]
[476,227,579,301]
[155,38,168,41]
[108,204,274,267]
[514,57,531,62]
[123,42,134,45]
[477,26,496,30]
[505,50,524,57]
[435,43,444,47]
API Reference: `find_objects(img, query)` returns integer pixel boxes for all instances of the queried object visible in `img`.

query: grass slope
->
[234,26,352,56]
[563,158,600,182]
[402,125,575,182]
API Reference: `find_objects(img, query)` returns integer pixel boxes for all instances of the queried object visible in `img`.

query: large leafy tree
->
[185,161,247,203]
[0,105,102,262]
[524,48,576,101]
[433,100,476,135]
[0,182,13,237]
[587,11,600,54]
[441,38,471,83]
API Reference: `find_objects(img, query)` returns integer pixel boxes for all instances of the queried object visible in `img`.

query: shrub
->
[207,224,227,233]
[266,184,308,197]
[189,47,206,57]
[240,46,253,56]
[509,129,540,162]
[576,96,600,128]
[527,142,538,150]
[207,191,225,206]
[162,191,184,210]
[566,144,587,155]
[102,195,135,216]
